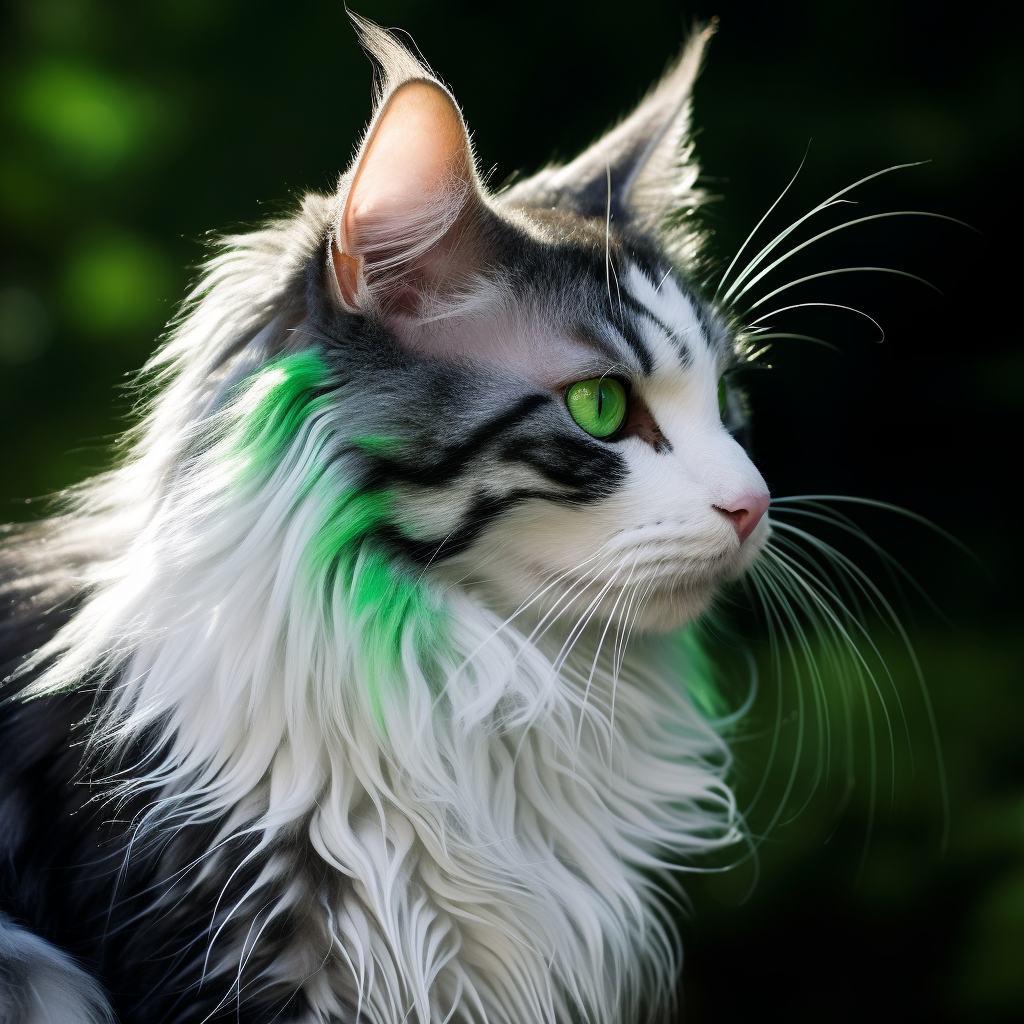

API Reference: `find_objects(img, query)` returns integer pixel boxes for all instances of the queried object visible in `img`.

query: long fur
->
[0,18,760,1024]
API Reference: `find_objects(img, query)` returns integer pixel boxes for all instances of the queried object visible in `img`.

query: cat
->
[0,13,783,1024]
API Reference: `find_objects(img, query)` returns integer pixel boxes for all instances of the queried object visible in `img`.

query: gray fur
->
[0,914,113,1024]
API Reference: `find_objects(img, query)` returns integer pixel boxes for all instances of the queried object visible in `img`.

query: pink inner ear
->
[341,80,475,267]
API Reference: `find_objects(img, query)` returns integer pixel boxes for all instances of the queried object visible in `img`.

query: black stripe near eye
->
[612,306,654,374]
[358,392,552,489]
[501,431,626,491]
[386,489,553,564]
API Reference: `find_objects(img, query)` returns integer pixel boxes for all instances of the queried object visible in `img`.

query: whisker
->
[766,512,950,846]
[742,331,840,352]
[730,210,965,308]
[742,266,939,318]
[759,543,901,836]
[715,141,812,302]
[764,543,904,732]
[770,504,945,622]
[575,555,638,748]
[752,557,832,823]
[741,565,802,828]
[555,560,625,676]
[747,302,886,341]
[771,494,981,569]
[720,161,932,305]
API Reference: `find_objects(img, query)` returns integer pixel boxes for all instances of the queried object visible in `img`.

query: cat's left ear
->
[332,15,484,313]
[504,22,716,231]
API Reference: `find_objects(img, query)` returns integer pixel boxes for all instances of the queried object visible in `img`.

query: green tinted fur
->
[229,349,333,479]
[308,486,449,730]
[674,628,728,720]
[230,352,449,731]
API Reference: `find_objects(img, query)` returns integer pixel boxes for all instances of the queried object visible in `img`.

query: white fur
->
[14,24,751,1022]
[22,253,743,1022]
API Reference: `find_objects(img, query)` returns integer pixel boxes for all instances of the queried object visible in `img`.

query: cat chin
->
[451,528,769,637]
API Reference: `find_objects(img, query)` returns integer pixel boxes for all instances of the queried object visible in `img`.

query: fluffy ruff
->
[0,214,740,1024]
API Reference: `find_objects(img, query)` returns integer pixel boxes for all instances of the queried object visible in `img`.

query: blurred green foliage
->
[0,1,1021,1020]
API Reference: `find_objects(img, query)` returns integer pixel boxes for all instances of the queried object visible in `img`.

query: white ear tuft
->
[348,11,436,107]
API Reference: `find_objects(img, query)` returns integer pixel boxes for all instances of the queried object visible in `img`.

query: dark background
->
[0,1,1021,1021]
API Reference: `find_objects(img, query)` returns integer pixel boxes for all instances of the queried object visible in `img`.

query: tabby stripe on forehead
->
[610,302,655,374]
[618,292,693,366]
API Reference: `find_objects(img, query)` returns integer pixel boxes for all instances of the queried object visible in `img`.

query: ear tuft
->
[502,23,715,234]
[348,11,438,108]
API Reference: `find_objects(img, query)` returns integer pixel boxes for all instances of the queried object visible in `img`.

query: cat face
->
[433,264,770,632]
[314,16,769,635]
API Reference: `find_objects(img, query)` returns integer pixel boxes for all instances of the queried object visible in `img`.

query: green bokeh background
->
[0,1,1021,1020]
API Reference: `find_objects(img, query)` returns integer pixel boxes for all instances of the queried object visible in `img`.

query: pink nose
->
[714,492,770,544]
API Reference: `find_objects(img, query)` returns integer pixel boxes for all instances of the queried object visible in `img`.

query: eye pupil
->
[566,378,627,438]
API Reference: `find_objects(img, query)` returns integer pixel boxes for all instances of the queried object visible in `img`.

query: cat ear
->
[333,16,483,313]
[504,23,715,232]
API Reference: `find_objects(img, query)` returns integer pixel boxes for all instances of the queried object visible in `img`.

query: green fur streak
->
[230,350,332,478]
[350,434,402,456]
[309,487,448,732]
[675,627,727,719]
[231,353,447,735]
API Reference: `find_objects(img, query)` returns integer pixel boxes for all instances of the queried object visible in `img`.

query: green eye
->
[717,377,728,417]
[565,377,628,438]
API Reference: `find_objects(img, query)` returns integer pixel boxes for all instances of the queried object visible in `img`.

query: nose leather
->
[713,492,770,543]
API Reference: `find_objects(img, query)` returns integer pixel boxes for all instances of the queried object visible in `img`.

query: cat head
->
[178,15,768,653]
[299,15,770,634]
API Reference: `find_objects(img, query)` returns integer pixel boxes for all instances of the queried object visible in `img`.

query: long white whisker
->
[761,545,901,796]
[752,557,830,823]
[721,161,931,304]
[449,549,609,681]
[742,265,939,317]
[743,331,840,352]
[770,501,941,615]
[771,494,981,567]
[605,163,614,313]
[747,302,886,340]
[730,210,966,308]
[715,141,812,302]
[740,566,793,823]
[528,551,620,653]
[576,555,638,748]
[767,516,949,845]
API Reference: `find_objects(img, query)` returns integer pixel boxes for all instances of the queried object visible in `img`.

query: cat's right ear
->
[332,16,482,314]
